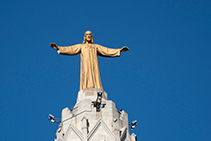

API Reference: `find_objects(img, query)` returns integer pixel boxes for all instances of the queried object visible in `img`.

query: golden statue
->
[50,31,129,91]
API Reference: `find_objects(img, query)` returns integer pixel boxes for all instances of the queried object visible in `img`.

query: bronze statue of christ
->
[50,31,129,91]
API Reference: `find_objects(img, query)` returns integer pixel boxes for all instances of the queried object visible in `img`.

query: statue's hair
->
[83,31,94,44]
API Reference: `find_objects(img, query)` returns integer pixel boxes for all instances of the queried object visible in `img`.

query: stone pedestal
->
[55,88,136,141]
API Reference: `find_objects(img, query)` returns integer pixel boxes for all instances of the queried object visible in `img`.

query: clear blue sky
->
[0,0,211,140]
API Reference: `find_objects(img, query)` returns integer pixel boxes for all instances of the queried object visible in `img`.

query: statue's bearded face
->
[85,31,92,42]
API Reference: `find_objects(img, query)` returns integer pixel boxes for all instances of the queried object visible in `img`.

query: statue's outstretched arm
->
[97,45,129,57]
[50,43,81,56]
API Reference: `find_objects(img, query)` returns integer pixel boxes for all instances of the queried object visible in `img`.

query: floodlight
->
[92,91,104,112]
[48,114,54,120]
[130,125,136,130]
[48,114,61,124]
[131,120,137,126]
[51,119,55,124]
[97,91,103,97]
[129,120,137,130]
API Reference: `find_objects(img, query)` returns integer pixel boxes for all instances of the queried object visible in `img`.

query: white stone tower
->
[53,88,137,141]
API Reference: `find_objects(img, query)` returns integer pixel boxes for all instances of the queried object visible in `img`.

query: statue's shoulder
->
[78,43,100,48]
[93,44,101,47]
[73,43,83,47]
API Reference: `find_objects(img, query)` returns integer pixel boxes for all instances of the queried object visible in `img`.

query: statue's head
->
[83,31,93,44]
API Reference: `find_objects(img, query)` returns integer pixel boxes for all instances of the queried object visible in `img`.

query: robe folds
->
[57,44,121,91]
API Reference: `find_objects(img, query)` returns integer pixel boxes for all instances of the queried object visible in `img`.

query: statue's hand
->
[121,46,129,52]
[50,43,59,50]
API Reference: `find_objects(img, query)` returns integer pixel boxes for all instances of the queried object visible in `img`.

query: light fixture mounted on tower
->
[129,120,137,130]
[92,91,103,112]
[48,114,61,124]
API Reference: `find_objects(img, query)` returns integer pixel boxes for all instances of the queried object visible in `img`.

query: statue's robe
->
[57,44,121,91]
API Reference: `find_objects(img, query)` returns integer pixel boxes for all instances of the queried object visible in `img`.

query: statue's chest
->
[81,44,97,53]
